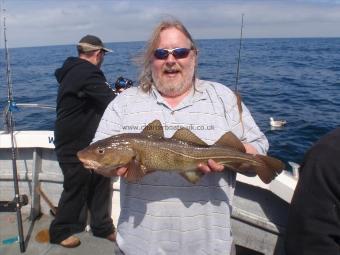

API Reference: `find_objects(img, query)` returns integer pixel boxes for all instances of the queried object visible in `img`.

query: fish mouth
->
[78,158,123,172]
[79,159,103,170]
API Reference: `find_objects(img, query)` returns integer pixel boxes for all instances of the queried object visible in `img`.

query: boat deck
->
[0,212,122,255]
[0,212,263,255]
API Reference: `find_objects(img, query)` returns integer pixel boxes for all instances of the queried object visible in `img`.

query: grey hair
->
[138,18,198,93]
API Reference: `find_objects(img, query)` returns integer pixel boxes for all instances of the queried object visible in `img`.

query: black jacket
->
[54,57,115,162]
[285,128,340,255]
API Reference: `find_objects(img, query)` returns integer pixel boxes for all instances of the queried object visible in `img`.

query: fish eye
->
[97,148,105,154]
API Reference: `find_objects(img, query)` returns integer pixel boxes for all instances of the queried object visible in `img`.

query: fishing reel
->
[114,76,133,92]
[0,194,28,212]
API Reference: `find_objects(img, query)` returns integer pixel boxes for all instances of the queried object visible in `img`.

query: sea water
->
[0,38,339,167]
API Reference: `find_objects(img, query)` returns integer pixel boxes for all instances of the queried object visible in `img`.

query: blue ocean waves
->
[0,38,339,167]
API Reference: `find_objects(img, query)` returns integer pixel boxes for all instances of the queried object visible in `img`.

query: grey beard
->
[155,80,190,97]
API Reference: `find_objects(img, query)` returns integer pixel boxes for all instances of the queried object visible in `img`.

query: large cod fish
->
[77,120,285,184]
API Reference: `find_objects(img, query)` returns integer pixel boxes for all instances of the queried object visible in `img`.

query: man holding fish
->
[82,19,282,254]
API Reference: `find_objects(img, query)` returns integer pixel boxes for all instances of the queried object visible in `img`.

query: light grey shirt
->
[93,79,268,255]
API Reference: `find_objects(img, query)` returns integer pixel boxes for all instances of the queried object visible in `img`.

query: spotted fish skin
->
[77,120,284,184]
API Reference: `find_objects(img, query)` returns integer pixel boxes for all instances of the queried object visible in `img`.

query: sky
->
[0,0,340,48]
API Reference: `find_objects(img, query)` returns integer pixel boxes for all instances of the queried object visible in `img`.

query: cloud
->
[1,0,340,48]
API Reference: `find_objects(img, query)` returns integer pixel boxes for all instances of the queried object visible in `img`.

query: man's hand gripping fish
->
[77,120,285,184]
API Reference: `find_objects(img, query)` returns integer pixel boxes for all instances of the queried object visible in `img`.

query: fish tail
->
[254,155,285,183]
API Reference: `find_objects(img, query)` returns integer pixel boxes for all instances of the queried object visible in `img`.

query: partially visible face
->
[151,27,196,97]
[96,50,105,67]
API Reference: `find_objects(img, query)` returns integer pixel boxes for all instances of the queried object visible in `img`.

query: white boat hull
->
[0,131,297,254]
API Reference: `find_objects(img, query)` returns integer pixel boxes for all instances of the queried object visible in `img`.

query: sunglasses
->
[154,48,192,60]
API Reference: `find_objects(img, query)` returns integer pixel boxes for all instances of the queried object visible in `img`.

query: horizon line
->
[1,36,340,50]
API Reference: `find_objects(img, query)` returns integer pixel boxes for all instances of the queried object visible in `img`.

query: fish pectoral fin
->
[125,159,147,183]
[213,132,245,153]
[171,128,207,146]
[180,171,204,184]
[141,120,164,137]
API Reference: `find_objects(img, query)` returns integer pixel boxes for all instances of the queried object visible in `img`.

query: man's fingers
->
[207,159,224,172]
[116,167,128,176]
[197,160,224,173]
[197,163,211,173]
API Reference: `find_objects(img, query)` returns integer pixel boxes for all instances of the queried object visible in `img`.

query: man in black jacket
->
[285,128,340,255]
[49,35,116,248]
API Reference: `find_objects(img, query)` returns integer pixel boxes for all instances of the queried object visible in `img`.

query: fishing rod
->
[2,103,55,132]
[14,103,55,110]
[235,13,244,93]
[1,9,27,253]
[234,14,245,134]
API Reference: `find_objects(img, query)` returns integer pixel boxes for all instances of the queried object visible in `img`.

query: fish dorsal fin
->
[214,132,246,153]
[171,128,207,146]
[141,120,164,137]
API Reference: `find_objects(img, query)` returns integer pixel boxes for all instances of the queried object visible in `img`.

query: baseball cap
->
[77,34,112,53]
